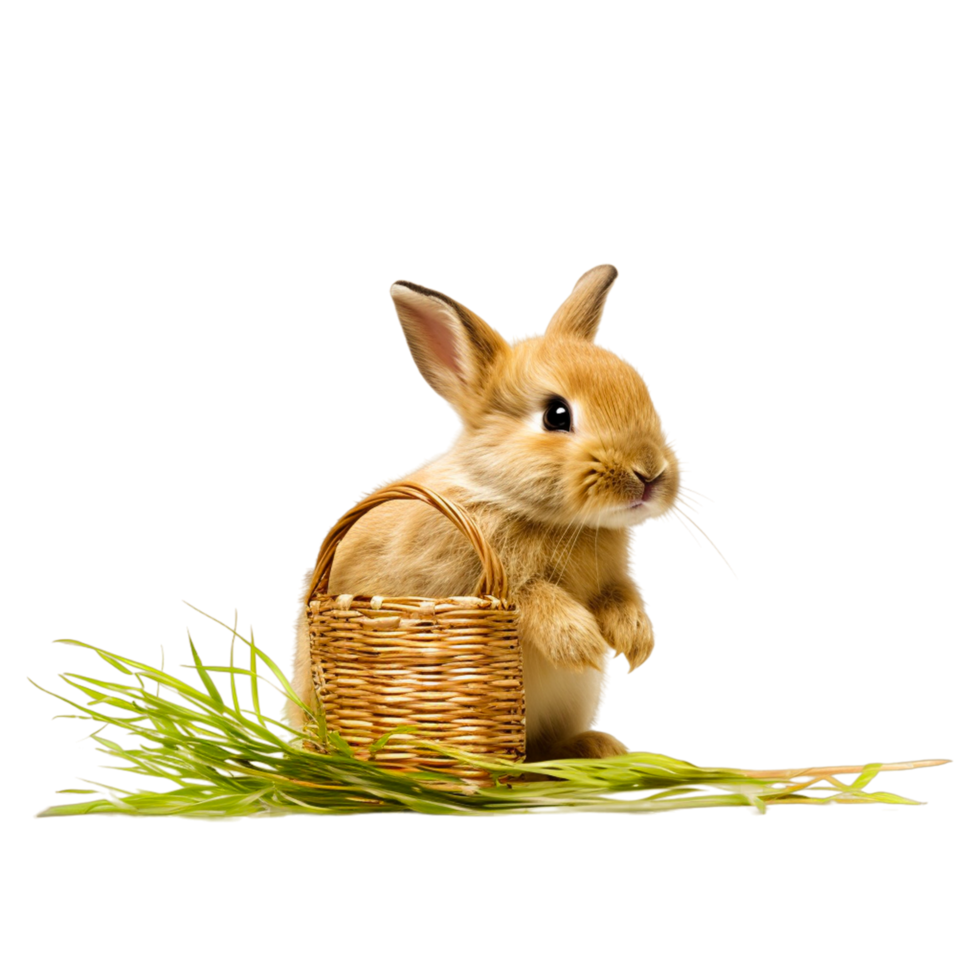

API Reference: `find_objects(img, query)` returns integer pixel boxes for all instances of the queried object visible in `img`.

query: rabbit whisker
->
[675,505,735,576]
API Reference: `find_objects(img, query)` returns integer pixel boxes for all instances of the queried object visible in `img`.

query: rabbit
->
[289,265,679,761]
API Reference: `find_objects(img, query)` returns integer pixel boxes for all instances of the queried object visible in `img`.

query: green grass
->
[34,610,948,816]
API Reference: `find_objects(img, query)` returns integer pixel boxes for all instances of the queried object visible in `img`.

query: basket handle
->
[306,481,509,604]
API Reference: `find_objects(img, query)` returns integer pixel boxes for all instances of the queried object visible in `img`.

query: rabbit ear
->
[391,281,508,412]
[546,264,618,342]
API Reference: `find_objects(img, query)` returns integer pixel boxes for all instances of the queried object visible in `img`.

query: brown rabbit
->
[290,265,679,760]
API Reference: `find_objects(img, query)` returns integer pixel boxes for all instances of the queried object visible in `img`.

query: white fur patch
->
[522,644,605,744]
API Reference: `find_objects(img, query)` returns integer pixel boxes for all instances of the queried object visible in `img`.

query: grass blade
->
[37,617,948,818]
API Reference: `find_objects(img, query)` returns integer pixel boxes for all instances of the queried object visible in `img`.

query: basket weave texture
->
[305,482,525,779]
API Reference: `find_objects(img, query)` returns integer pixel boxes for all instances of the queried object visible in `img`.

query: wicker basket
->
[305,482,525,780]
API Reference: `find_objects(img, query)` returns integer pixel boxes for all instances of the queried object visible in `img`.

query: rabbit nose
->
[634,465,667,501]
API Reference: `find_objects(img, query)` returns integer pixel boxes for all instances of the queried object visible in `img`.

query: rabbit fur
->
[290,265,679,761]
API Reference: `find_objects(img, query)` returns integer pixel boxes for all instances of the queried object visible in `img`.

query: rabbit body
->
[291,266,678,760]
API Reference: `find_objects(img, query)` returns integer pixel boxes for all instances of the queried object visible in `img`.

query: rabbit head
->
[390,265,679,530]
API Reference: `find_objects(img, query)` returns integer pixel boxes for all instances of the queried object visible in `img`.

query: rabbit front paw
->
[593,596,654,672]
[519,580,608,672]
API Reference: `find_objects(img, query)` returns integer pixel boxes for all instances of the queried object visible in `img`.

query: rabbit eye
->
[543,397,572,432]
